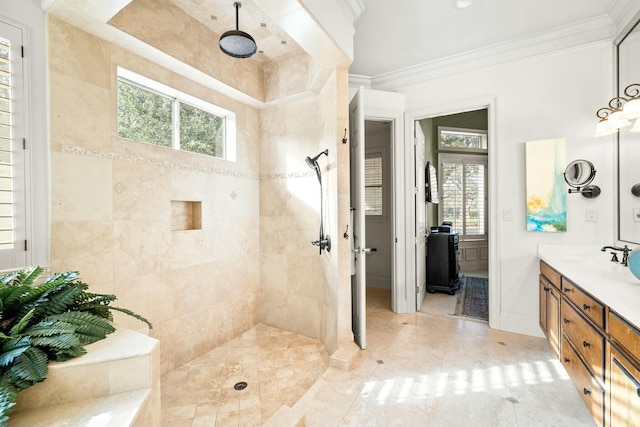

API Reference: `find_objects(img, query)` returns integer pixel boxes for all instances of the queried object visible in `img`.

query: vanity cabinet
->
[538,260,640,427]
[539,261,561,357]
[607,311,640,427]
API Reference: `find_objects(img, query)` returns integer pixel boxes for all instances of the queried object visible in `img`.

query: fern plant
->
[0,267,152,424]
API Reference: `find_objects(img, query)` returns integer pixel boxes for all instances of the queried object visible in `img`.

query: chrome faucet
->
[601,245,631,266]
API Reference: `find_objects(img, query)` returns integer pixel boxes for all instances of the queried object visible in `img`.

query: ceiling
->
[169,0,303,63]
[350,0,637,77]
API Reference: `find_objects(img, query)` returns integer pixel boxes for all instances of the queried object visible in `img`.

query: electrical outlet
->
[633,208,640,222]
[586,208,598,222]
[503,208,512,221]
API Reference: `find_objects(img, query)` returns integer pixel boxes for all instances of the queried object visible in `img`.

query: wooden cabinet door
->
[540,277,548,334]
[548,284,560,357]
[609,345,640,426]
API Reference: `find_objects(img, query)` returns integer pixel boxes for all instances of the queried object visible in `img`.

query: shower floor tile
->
[161,324,329,426]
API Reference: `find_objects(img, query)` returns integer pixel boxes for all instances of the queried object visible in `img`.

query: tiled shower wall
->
[48,17,261,374]
[47,14,351,372]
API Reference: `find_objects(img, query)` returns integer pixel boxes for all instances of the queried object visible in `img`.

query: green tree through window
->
[117,75,227,159]
[180,103,224,158]
[117,82,172,147]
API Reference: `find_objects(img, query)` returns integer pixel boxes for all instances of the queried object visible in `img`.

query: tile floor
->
[286,288,596,426]
[161,285,595,427]
[160,324,329,426]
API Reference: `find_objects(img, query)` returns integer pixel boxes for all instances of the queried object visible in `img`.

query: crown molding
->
[334,0,365,23]
[348,74,372,88]
[358,15,616,90]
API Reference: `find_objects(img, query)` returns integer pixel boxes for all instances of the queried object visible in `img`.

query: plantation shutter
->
[440,154,487,240]
[0,21,27,269]
[364,153,382,216]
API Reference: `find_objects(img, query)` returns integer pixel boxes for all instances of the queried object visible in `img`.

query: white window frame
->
[438,126,488,153]
[438,152,488,241]
[117,67,237,161]
[0,20,29,270]
[365,147,390,221]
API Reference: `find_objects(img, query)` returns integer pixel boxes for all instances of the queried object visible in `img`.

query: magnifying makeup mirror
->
[564,159,601,198]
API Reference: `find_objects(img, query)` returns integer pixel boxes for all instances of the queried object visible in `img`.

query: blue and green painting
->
[525,138,566,232]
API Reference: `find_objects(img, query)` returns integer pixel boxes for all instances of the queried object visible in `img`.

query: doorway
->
[417,109,490,320]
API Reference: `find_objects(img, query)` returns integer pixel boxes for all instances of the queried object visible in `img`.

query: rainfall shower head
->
[305,149,328,169]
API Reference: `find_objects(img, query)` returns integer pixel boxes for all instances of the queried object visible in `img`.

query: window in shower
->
[117,67,236,161]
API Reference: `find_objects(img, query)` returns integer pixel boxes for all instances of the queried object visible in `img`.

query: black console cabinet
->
[426,230,461,294]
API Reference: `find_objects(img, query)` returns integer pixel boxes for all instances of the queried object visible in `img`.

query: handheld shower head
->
[305,149,328,169]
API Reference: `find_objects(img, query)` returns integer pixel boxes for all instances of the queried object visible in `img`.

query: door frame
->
[361,89,406,314]
[403,96,500,329]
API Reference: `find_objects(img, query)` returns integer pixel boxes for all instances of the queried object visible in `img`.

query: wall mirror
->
[617,13,640,244]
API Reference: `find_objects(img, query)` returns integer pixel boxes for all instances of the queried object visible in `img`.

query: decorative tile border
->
[60,144,337,182]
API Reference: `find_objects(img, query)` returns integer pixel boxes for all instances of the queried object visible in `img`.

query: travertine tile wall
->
[48,17,260,374]
[47,3,351,373]
[258,66,350,355]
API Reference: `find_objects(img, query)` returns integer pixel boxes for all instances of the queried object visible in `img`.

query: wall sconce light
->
[595,84,640,136]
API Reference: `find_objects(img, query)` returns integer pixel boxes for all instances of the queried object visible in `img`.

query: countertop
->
[538,244,640,328]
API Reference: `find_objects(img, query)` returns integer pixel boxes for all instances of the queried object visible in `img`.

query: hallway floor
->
[160,285,594,426]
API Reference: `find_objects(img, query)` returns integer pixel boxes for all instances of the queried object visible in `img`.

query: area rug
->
[454,275,489,321]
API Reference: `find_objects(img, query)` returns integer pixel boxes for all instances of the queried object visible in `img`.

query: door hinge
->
[24,240,27,251]
[416,285,420,293]
[414,138,418,146]
[413,187,419,195]
[21,46,24,58]
[23,138,26,150]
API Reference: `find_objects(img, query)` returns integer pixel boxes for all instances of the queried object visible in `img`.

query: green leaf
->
[30,333,81,351]
[9,308,35,336]
[0,337,30,367]
[0,382,18,425]
[47,312,115,344]
[18,267,45,288]
[7,347,48,389]
[24,319,77,337]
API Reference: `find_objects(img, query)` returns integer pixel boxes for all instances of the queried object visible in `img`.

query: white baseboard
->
[366,276,391,289]
[498,313,545,338]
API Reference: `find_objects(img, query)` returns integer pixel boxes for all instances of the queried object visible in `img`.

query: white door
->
[350,89,367,349]
[415,121,427,310]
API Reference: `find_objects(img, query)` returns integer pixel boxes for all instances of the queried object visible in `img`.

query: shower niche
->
[171,200,202,231]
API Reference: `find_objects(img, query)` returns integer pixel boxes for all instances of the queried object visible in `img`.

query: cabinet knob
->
[563,318,570,324]
[583,340,591,348]
[564,357,570,363]
[583,304,591,311]
[544,287,550,292]
[583,388,591,396]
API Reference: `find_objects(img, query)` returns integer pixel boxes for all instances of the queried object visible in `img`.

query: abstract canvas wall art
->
[525,138,566,232]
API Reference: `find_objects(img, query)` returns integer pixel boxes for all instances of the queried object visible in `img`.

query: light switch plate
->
[503,209,512,221]
[586,208,598,222]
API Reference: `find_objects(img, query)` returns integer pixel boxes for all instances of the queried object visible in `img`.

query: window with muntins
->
[117,67,235,160]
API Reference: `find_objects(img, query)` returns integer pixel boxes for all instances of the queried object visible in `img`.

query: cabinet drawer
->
[540,260,561,289]
[562,299,605,380]
[608,344,640,427]
[562,336,605,427]
[562,278,605,329]
[609,311,640,363]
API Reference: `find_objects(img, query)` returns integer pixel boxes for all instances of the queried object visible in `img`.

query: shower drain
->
[234,381,248,391]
